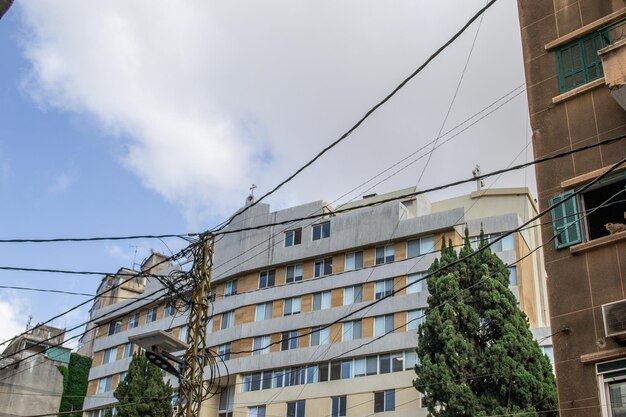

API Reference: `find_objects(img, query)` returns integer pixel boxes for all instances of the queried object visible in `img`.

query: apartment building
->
[81,186,552,417]
[0,325,71,417]
[517,2,626,417]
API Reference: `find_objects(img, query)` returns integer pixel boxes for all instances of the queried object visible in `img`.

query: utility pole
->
[177,234,214,417]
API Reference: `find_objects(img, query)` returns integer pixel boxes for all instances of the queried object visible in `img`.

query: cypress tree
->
[414,231,557,417]
[108,353,173,417]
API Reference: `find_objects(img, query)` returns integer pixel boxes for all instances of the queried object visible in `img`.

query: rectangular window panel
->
[146,307,158,323]
[218,343,231,361]
[259,270,276,288]
[345,251,363,271]
[508,266,518,286]
[281,331,298,351]
[224,280,238,297]
[248,406,266,417]
[284,228,302,247]
[314,258,333,277]
[379,354,391,374]
[123,343,133,358]
[287,401,305,417]
[391,352,404,372]
[319,362,329,382]
[312,221,331,240]
[330,361,341,380]
[549,191,582,249]
[286,264,303,283]
[221,311,234,330]
[354,358,366,377]
[407,273,424,294]
[256,302,273,321]
[407,235,435,258]
[253,336,270,355]
[128,314,139,329]
[375,279,394,300]
[284,297,301,316]
[557,31,606,93]
[407,309,425,331]
[375,244,395,265]
[331,396,347,417]
[405,350,418,370]
[366,356,378,376]
[341,360,352,379]
[344,285,363,305]
[313,291,331,311]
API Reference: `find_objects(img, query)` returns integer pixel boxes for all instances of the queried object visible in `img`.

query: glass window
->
[286,264,303,283]
[287,400,305,417]
[221,311,234,330]
[273,370,284,388]
[281,330,298,351]
[344,285,363,305]
[284,297,301,316]
[314,258,333,277]
[108,320,122,335]
[103,347,117,365]
[391,352,404,372]
[164,304,176,318]
[312,221,331,240]
[375,244,395,265]
[146,307,158,323]
[375,279,394,300]
[313,291,331,310]
[345,251,363,271]
[248,406,266,417]
[407,235,435,258]
[259,270,275,289]
[331,396,347,417]
[375,314,395,337]
[374,390,395,412]
[330,361,341,380]
[178,325,188,343]
[306,365,318,384]
[407,309,425,331]
[224,280,238,297]
[343,320,362,341]
[405,350,418,370]
[97,376,112,393]
[407,273,424,294]
[557,30,607,93]
[250,373,262,391]
[541,346,554,363]
[508,266,518,286]
[366,356,378,376]
[127,314,139,329]
[354,358,366,377]
[256,302,273,321]
[218,343,231,360]
[123,343,133,359]
[310,326,330,346]
[379,354,391,374]
[253,336,270,355]
[284,228,302,247]
[319,362,329,382]
[341,360,352,379]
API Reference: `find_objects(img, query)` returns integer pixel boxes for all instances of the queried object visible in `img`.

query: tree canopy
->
[108,353,173,417]
[414,232,557,417]
[58,353,92,417]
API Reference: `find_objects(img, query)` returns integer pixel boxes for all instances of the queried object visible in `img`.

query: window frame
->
[313,291,331,311]
[146,307,158,323]
[224,280,238,297]
[281,330,299,351]
[407,235,435,258]
[284,228,302,247]
[374,314,395,337]
[286,264,304,283]
[256,302,274,321]
[312,221,331,241]
[556,29,608,93]
[374,389,395,413]
[259,270,276,289]
[375,279,394,300]
[345,251,364,271]
[331,396,347,417]
[127,313,139,329]
[314,257,333,277]
[221,310,234,330]
[287,400,306,417]
[284,297,301,316]
[343,285,363,305]
[375,244,395,265]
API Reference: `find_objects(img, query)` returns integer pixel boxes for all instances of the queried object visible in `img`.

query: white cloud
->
[0,292,31,353]
[48,172,76,194]
[17,0,534,225]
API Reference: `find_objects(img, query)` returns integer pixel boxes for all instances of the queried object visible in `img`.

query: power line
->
[211,0,500,232]
[0,233,196,244]
[0,285,162,300]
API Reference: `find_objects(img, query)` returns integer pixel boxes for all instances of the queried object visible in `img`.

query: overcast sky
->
[0,0,535,349]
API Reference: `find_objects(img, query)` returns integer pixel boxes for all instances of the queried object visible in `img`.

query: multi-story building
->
[517,2,626,416]
[0,325,71,417]
[81,186,552,417]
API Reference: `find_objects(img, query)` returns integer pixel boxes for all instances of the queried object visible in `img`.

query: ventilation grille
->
[602,299,626,338]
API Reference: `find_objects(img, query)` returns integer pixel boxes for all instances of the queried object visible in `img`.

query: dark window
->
[259,270,275,289]
[108,320,122,336]
[250,373,262,391]
[375,245,395,265]
[366,356,378,376]
[556,29,608,93]
[286,264,303,283]
[287,400,305,417]
[285,228,302,247]
[319,362,329,382]
[224,280,238,297]
[374,390,395,413]
[331,396,347,417]
[281,331,298,351]
[312,221,331,240]
[330,361,341,380]
[314,258,333,277]
[375,279,394,300]
[345,251,363,270]
[379,354,391,374]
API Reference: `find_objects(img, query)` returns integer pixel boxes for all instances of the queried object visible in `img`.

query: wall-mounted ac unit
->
[602,299,626,339]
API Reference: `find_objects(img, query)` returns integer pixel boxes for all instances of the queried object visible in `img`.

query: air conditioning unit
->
[602,299,626,340]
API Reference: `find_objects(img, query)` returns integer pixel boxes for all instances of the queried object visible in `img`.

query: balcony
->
[598,18,626,110]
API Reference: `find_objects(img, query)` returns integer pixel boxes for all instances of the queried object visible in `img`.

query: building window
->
[179,325,188,343]
[407,273,424,294]
[310,326,330,346]
[550,172,626,248]
[314,257,333,277]
[374,390,395,412]
[218,343,231,360]
[123,343,133,359]
[103,347,118,365]
[164,304,176,318]
[285,228,302,247]
[259,270,276,289]
[374,314,395,337]
[97,375,113,393]
[219,385,235,417]
[556,29,608,93]
[375,244,395,265]
[407,309,425,331]
[345,251,363,271]
[286,264,303,283]
[127,314,139,329]
[284,297,301,316]
[248,406,266,417]
[225,280,238,297]
[146,307,158,323]
[407,235,435,258]
[343,320,362,341]
[287,400,305,417]
[313,291,331,311]
[485,233,516,252]
[331,396,347,417]
[375,279,394,300]
[312,221,331,240]
[256,302,274,321]
[253,336,270,355]
[597,359,626,417]
[120,371,128,382]
[281,330,299,351]
[508,266,518,286]
[108,320,122,336]
[221,311,234,330]
[344,285,363,305]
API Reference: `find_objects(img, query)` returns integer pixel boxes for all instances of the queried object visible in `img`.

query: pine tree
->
[108,353,173,417]
[413,232,557,417]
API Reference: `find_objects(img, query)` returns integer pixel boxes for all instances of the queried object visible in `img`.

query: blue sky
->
[0,0,534,349]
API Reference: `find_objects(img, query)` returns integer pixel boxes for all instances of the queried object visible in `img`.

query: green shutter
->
[550,190,582,249]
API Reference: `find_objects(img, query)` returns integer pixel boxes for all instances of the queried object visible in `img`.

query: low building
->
[0,325,71,417]
[81,186,553,417]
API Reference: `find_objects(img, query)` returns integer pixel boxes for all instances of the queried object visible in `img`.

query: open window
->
[550,171,626,248]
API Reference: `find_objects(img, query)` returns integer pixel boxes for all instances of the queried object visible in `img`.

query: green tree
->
[107,353,173,417]
[58,353,92,417]
[414,233,557,417]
